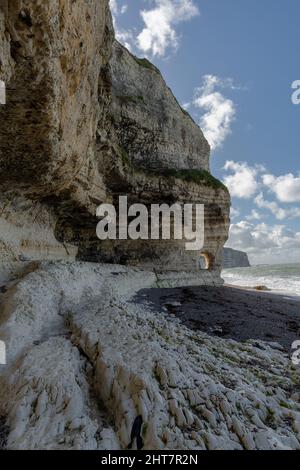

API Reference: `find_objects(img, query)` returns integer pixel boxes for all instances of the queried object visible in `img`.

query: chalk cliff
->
[111,41,210,172]
[0,0,230,286]
[0,1,300,452]
[223,248,250,269]
[0,0,112,277]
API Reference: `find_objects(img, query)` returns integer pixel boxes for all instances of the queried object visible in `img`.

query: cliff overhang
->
[0,0,230,287]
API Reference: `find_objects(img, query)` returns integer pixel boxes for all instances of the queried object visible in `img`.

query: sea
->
[222,263,300,299]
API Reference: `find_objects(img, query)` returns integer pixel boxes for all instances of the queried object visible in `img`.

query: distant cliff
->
[223,248,250,268]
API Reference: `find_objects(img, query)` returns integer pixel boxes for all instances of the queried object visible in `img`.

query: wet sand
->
[134,285,300,351]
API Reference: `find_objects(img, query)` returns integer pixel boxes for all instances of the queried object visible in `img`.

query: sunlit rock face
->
[0,0,112,271]
[223,248,251,269]
[0,0,110,206]
[111,41,210,172]
[73,41,230,281]
[0,1,230,285]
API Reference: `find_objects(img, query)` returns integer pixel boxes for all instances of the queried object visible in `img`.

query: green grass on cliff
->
[159,169,229,192]
[116,145,228,192]
[119,146,134,168]
[133,56,160,73]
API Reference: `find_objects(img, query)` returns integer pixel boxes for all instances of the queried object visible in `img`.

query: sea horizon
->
[222,262,300,298]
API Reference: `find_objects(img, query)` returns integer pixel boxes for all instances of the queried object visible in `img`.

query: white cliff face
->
[111,41,210,172]
[223,248,250,269]
[0,0,111,271]
[0,262,299,450]
[0,194,77,278]
[0,2,230,284]
[0,0,110,206]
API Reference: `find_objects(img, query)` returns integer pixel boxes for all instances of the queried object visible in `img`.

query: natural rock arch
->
[199,252,215,270]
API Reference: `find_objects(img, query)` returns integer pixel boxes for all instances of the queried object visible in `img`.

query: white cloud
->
[227,220,300,264]
[137,0,199,57]
[255,193,286,220]
[110,0,199,57]
[110,0,127,16]
[246,209,262,221]
[193,75,236,150]
[110,0,119,15]
[182,102,191,110]
[222,161,300,211]
[223,161,264,199]
[110,1,133,50]
[255,193,300,220]
[263,173,300,203]
[230,207,240,220]
[115,29,134,51]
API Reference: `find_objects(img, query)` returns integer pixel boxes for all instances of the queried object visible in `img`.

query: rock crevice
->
[0,263,299,450]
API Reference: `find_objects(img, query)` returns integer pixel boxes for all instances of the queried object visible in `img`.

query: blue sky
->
[111,0,300,264]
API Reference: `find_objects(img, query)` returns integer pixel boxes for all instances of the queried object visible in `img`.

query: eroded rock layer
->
[111,41,210,172]
[0,0,110,206]
[0,0,229,284]
[0,263,299,450]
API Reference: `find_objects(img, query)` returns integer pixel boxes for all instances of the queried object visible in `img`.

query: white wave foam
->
[222,263,300,298]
